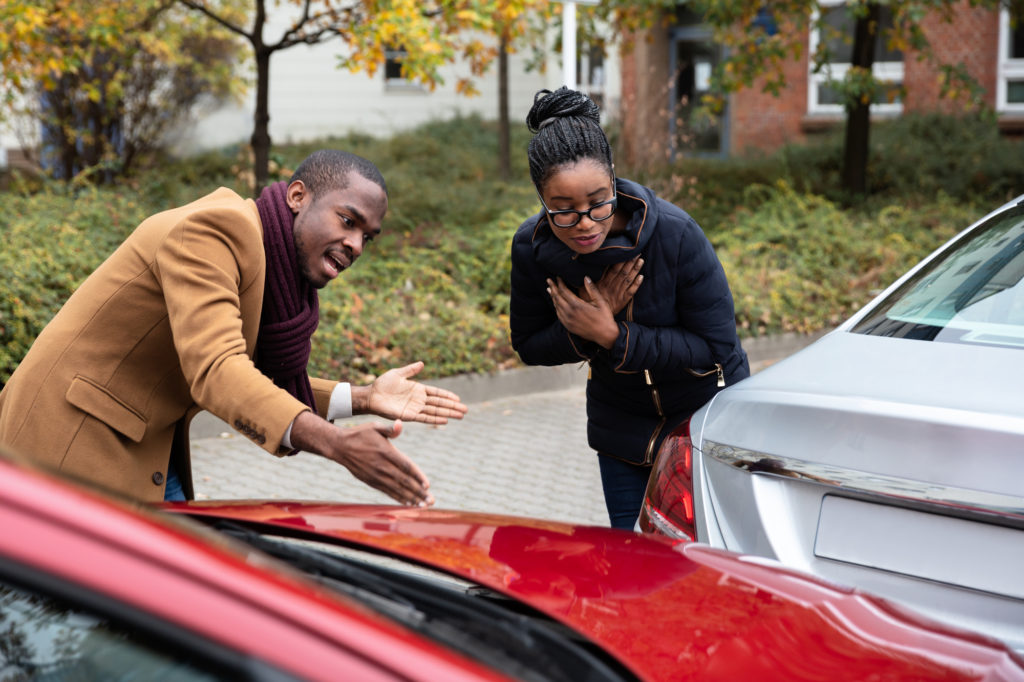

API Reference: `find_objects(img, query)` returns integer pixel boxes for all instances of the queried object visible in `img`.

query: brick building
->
[618,1,1024,166]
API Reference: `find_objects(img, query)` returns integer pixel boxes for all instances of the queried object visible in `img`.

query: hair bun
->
[526,86,600,134]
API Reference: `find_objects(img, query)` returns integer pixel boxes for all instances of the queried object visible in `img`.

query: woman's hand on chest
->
[590,256,643,315]
[547,276,620,349]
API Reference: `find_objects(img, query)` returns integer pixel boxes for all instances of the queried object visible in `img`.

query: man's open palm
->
[369,362,469,425]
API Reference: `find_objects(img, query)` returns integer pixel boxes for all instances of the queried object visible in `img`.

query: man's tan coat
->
[0,188,335,501]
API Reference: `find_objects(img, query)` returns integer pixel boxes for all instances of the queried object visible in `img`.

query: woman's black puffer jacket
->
[510,177,749,465]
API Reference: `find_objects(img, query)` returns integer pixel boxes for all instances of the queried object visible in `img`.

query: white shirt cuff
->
[327,382,354,421]
[281,383,353,449]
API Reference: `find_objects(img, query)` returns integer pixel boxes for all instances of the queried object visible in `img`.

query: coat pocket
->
[66,375,147,443]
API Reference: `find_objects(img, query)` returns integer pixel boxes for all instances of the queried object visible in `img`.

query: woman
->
[509,87,749,530]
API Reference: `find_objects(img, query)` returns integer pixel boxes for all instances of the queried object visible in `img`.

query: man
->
[0,150,466,506]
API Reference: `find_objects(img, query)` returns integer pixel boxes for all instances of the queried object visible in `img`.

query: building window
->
[807,0,904,115]
[384,45,422,91]
[998,9,1024,111]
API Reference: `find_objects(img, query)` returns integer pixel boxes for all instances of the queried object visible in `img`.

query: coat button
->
[152,471,165,485]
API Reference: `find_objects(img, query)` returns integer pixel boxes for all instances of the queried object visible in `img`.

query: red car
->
[1,451,1021,682]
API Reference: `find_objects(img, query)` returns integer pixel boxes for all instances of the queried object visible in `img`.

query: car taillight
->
[638,419,696,541]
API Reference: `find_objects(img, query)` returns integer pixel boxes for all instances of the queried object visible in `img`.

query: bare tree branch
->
[178,0,250,38]
[272,1,358,50]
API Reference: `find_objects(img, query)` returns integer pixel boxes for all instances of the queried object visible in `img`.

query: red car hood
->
[174,501,1024,682]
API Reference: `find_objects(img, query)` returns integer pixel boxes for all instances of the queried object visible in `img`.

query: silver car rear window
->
[853,202,1024,347]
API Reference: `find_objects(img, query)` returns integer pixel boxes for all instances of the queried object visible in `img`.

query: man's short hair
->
[289,150,388,200]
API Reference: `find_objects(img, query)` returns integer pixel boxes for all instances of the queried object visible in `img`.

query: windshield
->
[853,202,1024,347]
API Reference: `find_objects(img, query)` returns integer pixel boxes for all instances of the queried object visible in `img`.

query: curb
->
[190,331,830,439]
[424,330,831,402]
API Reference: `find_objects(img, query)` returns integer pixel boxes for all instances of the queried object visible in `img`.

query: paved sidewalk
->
[191,382,606,525]
[190,332,826,527]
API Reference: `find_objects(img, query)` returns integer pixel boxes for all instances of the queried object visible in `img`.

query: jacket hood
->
[529,177,658,288]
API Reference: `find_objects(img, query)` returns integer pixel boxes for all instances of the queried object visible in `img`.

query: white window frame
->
[807,0,904,115]
[997,8,1024,112]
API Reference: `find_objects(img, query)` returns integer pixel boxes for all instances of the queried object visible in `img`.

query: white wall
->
[173,25,556,154]
[0,87,34,169]
[173,5,620,154]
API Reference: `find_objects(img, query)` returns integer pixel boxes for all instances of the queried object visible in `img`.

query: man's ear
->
[285,180,308,214]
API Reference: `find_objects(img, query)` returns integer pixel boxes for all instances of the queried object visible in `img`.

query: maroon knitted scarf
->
[254,181,319,411]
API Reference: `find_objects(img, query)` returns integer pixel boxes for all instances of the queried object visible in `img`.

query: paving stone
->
[191,385,609,526]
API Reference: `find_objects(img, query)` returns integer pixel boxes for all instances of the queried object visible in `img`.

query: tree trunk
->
[252,45,272,193]
[47,77,76,180]
[841,2,880,197]
[249,0,271,194]
[497,33,511,181]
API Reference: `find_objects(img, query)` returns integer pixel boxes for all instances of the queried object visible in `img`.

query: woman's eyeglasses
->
[538,194,618,229]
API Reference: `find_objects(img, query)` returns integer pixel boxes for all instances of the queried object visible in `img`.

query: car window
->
[0,578,247,681]
[853,202,1024,346]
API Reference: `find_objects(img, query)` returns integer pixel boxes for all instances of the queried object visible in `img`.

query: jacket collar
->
[529,177,657,288]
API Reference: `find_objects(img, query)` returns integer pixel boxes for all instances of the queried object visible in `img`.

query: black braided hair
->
[526,86,613,190]
[290,149,388,201]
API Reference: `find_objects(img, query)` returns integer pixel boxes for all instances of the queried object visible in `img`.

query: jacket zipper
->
[636,362,722,466]
[619,277,718,465]
[627,292,664,466]
[644,369,664,414]
[623,277,724,388]
[686,363,725,388]
[641,369,666,466]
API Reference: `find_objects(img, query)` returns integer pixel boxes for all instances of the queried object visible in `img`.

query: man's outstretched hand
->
[296,361,465,506]
[357,361,469,425]
[291,412,435,507]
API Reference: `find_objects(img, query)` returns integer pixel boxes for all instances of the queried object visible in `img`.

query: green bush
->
[310,208,523,382]
[0,112,1011,384]
[0,185,145,379]
[868,113,1024,204]
[715,182,976,336]
[767,113,1024,206]
[628,155,787,232]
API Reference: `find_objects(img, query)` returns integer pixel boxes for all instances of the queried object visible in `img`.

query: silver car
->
[639,194,1024,653]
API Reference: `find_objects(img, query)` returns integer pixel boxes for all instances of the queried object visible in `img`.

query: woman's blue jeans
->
[598,454,652,530]
[163,463,187,502]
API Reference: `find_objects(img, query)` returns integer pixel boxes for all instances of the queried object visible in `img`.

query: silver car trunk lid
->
[701,329,1024,496]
